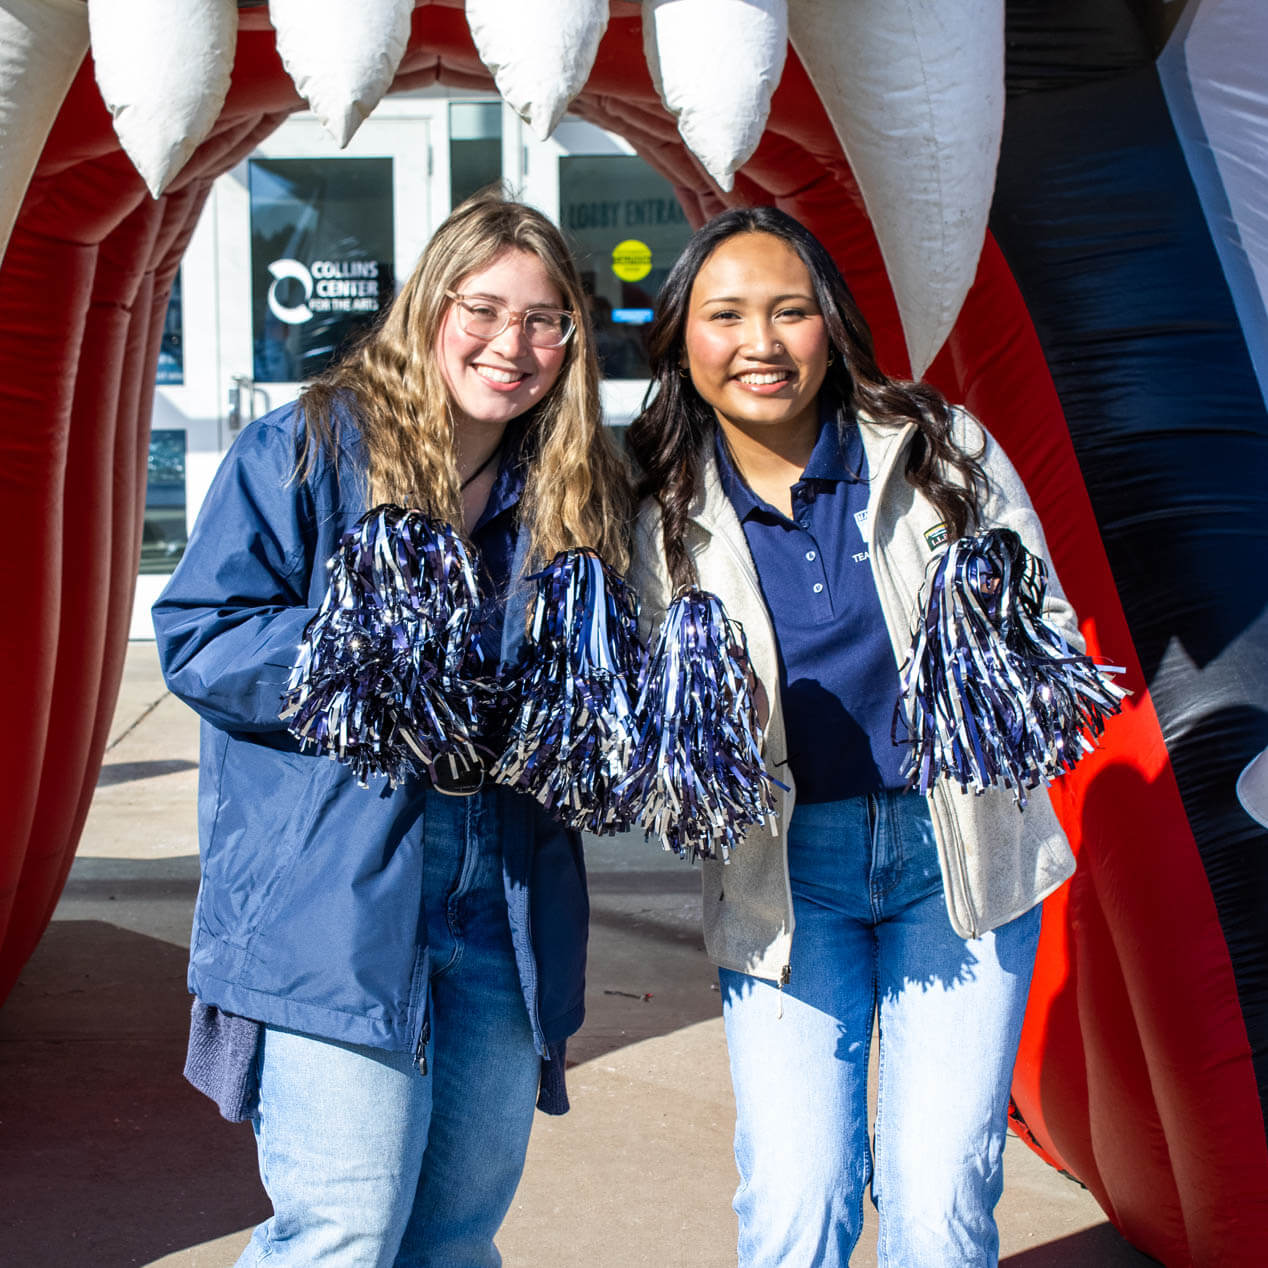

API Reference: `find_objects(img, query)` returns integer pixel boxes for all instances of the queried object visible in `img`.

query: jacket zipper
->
[415,1011,431,1075]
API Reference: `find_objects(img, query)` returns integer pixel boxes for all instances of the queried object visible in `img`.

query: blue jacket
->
[153,401,588,1062]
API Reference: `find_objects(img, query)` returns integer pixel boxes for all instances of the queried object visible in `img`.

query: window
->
[249,157,395,383]
[140,430,187,574]
[559,156,690,379]
[449,102,502,207]
[155,270,183,384]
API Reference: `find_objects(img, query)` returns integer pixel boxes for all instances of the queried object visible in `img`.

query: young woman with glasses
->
[153,193,630,1267]
[627,206,1081,1267]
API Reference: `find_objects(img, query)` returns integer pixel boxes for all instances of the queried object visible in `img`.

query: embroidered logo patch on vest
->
[924,522,949,551]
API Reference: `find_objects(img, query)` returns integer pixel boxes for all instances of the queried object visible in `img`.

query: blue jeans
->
[236,789,541,1268]
[720,791,1042,1268]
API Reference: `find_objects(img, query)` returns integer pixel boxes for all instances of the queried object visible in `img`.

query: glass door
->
[133,95,692,636]
[519,116,693,427]
[133,102,439,636]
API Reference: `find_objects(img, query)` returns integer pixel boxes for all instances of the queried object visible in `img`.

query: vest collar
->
[686,410,917,538]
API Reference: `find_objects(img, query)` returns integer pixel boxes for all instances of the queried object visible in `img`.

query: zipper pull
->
[776,964,790,1019]
[415,1014,431,1075]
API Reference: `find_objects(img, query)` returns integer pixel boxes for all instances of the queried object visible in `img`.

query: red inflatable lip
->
[3,8,1267,1266]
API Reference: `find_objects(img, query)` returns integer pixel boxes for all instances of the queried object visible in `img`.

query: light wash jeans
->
[720,790,1042,1268]
[235,790,541,1268]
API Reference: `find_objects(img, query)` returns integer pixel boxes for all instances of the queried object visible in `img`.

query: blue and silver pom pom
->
[280,505,487,788]
[491,548,645,834]
[618,590,780,861]
[896,528,1127,805]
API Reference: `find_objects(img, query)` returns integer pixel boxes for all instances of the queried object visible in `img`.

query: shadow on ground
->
[0,919,268,1267]
[0,816,1156,1267]
[1003,1223,1162,1265]
[0,844,722,1267]
[566,850,725,1067]
[97,759,200,787]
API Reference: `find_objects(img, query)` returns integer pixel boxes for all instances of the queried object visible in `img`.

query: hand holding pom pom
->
[491,548,645,834]
[618,589,782,861]
[896,528,1128,805]
[280,506,488,788]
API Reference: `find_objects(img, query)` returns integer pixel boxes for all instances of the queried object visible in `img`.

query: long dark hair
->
[626,206,986,590]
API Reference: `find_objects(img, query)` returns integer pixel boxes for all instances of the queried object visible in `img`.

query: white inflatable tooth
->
[88,0,237,199]
[643,0,787,193]
[467,0,608,140]
[0,0,89,266]
[788,0,1005,378]
[269,0,412,148]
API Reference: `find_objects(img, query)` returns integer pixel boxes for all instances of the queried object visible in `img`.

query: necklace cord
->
[460,442,501,491]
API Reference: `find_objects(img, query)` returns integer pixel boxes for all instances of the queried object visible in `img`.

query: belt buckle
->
[429,754,485,797]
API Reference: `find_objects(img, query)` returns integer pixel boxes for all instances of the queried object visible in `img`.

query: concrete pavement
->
[0,642,1157,1267]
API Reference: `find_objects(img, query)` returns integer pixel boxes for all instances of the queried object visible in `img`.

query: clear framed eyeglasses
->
[444,291,577,348]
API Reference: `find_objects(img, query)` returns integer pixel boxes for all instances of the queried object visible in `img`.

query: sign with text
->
[250,157,395,383]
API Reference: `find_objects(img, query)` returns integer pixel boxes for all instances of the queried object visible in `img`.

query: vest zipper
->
[775,963,791,1018]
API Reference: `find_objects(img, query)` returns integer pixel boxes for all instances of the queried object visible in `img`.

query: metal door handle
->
[227,375,269,431]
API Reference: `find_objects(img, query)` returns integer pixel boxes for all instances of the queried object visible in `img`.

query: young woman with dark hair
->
[627,206,1080,1267]
[154,192,630,1267]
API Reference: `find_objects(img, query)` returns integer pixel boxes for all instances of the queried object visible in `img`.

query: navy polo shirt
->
[715,415,908,802]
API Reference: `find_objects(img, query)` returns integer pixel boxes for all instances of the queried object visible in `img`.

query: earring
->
[679,366,690,378]
[826,352,836,366]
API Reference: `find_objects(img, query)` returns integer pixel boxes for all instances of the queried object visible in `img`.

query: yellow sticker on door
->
[612,239,653,282]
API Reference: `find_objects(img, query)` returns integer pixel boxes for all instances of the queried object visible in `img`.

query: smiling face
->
[436,247,570,433]
[682,231,830,447]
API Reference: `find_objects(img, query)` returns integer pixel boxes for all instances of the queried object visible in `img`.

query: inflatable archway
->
[1,3,1265,1263]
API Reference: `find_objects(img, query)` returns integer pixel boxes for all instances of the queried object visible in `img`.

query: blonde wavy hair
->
[299,191,631,570]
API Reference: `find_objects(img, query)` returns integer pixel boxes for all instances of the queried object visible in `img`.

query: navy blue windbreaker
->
[152,401,588,1060]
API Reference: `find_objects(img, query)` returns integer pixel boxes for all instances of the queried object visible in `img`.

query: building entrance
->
[134,94,690,637]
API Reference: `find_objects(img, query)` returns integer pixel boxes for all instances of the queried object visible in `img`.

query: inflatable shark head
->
[0,0,1008,378]
[2,6,1267,1266]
